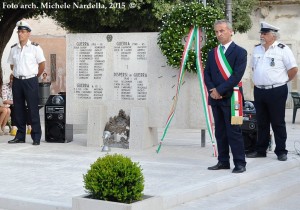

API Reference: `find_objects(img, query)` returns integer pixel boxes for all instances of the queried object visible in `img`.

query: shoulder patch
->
[255,43,261,47]
[31,42,39,46]
[277,43,285,49]
[11,43,17,48]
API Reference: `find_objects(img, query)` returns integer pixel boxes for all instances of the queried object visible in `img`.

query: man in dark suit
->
[204,19,247,173]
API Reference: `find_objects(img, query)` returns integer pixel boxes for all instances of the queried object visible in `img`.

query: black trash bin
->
[39,82,51,106]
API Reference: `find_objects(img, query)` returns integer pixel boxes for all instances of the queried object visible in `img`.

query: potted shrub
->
[72,154,162,210]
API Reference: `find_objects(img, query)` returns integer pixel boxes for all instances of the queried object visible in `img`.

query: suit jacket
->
[204,42,247,106]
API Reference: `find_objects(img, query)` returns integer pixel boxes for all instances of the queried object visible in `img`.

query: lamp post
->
[226,0,232,23]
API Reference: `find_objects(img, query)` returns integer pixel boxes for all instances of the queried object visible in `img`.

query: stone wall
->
[31,35,67,95]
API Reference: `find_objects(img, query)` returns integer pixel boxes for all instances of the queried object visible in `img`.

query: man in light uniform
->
[247,22,298,161]
[7,20,46,145]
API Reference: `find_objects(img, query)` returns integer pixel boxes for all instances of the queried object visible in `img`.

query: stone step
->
[167,166,300,210]
[260,191,300,210]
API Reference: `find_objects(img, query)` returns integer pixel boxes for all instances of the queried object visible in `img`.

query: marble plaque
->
[72,36,148,101]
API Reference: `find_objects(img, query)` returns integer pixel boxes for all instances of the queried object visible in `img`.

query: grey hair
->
[214,19,233,31]
[270,31,280,40]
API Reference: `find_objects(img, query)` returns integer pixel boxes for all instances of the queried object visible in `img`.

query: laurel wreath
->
[158,2,223,73]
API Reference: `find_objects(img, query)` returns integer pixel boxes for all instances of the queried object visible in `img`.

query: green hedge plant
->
[83,154,145,204]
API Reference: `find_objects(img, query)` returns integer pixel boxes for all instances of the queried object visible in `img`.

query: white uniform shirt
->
[7,40,46,77]
[251,41,298,86]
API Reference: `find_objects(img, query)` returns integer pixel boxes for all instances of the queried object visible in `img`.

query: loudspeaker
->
[242,101,257,153]
[45,94,73,143]
[242,101,273,153]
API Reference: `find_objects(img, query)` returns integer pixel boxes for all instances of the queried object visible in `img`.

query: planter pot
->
[72,194,163,210]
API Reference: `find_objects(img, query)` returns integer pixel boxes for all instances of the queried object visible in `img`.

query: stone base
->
[129,107,158,150]
[72,194,163,210]
[87,105,107,147]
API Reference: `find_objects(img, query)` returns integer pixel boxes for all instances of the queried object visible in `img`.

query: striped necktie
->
[222,45,225,52]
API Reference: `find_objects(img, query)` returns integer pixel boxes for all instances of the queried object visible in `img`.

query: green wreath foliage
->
[158,2,224,73]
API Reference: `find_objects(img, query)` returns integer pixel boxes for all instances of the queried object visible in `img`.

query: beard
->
[260,39,266,45]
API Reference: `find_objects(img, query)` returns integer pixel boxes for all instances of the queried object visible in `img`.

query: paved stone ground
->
[0,108,299,210]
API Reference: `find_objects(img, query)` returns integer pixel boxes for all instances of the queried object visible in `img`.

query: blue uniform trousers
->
[12,76,41,142]
[254,84,288,156]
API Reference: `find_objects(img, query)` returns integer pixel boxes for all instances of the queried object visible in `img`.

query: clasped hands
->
[210,88,222,100]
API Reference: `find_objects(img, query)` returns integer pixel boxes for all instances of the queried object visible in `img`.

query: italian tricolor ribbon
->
[156,26,217,157]
[214,45,243,125]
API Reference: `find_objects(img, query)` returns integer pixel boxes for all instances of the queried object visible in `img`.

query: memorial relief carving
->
[104,109,130,149]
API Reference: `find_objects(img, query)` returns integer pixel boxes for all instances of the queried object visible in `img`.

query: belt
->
[14,75,36,80]
[255,83,286,90]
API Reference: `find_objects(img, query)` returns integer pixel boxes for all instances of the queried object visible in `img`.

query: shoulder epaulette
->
[255,43,261,47]
[31,42,39,46]
[11,43,17,48]
[277,43,285,49]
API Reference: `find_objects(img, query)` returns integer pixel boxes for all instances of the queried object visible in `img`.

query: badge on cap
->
[260,22,279,33]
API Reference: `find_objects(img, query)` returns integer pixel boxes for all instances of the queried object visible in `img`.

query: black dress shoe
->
[32,141,40,146]
[277,154,287,161]
[246,151,266,158]
[208,162,230,170]
[8,138,25,144]
[232,165,246,173]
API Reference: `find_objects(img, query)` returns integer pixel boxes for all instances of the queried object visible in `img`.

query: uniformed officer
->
[7,20,46,145]
[247,22,298,161]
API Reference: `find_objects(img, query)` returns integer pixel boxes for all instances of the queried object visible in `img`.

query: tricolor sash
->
[214,45,243,125]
